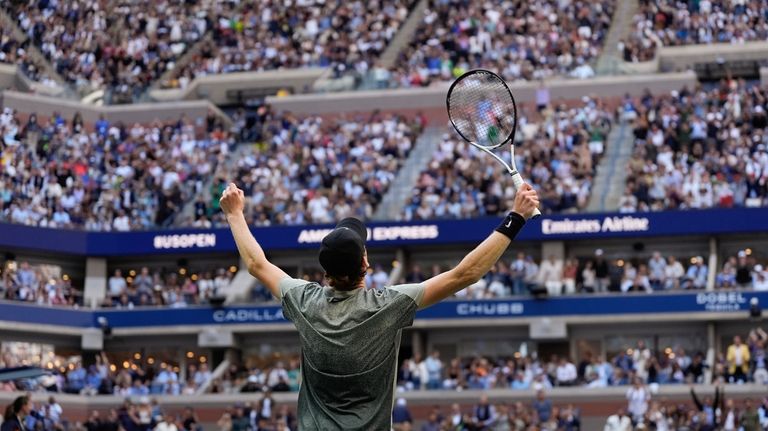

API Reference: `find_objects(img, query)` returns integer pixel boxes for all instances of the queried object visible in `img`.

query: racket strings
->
[448,71,516,148]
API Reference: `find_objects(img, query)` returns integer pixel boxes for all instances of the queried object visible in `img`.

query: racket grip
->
[510,172,542,219]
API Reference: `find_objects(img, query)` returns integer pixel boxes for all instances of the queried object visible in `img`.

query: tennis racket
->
[446,69,541,219]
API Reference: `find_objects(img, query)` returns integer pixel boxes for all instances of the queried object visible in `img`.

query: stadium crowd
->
[182,110,424,228]
[396,331,768,396]
[5,0,216,103]
[0,350,216,397]
[402,97,612,220]
[622,0,768,63]
[400,247,768,298]
[0,259,235,308]
[621,82,768,212]
[382,0,615,89]
[101,266,234,308]
[0,108,232,231]
[0,393,296,431]
[163,0,416,89]
[2,245,764,310]
[0,28,55,87]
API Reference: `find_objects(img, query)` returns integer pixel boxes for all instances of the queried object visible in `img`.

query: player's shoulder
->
[385,283,426,306]
[278,277,320,300]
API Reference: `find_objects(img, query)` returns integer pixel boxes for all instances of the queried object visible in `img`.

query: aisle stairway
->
[595,0,640,75]
[0,7,71,93]
[373,126,444,221]
[378,0,428,68]
[586,119,635,212]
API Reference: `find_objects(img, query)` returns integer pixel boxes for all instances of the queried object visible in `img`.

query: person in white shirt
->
[664,256,685,289]
[604,408,633,431]
[626,378,650,423]
[538,255,564,296]
[47,397,63,423]
[108,269,127,297]
[753,265,768,291]
[154,413,178,431]
[555,357,578,386]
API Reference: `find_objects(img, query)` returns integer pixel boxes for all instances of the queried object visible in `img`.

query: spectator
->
[539,255,564,297]
[420,410,441,431]
[727,335,751,383]
[665,256,685,289]
[471,394,497,429]
[423,351,443,390]
[736,251,754,288]
[2,395,32,431]
[682,257,708,290]
[154,413,177,431]
[754,265,768,291]
[532,390,552,423]
[594,249,610,293]
[556,357,578,387]
[626,377,650,423]
[392,398,412,431]
[648,251,667,290]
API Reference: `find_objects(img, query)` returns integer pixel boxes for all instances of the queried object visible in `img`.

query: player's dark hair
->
[325,268,367,292]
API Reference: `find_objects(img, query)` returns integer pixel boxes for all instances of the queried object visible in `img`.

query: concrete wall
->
[266,72,697,119]
[658,41,768,72]
[148,68,327,105]
[1,90,229,129]
[0,63,18,90]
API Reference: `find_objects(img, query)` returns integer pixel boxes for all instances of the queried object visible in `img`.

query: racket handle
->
[510,172,542,219]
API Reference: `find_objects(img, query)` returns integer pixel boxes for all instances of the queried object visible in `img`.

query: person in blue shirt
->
[67,362,87,394]
[95,115,110,138]
[392,398,412,428]
[532,390,552,423]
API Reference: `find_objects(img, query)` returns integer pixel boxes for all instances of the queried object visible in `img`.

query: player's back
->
[278,278,424,431]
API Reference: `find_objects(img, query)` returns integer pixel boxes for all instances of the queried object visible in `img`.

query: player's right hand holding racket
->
[513,183,540,221]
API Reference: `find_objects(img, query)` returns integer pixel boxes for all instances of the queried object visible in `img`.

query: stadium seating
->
[399,248,748,298]
[5,0,215,103]
[179,110,423,228]
[385,0,616,88]
[0,108,233,230]
[402,97,613,220]
[0,28,54,86]
[623,0,768,63]
[622,84,768,212]
[161,0,417,89]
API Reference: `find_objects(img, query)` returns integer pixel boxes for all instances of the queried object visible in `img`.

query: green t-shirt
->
[278,278,425,431]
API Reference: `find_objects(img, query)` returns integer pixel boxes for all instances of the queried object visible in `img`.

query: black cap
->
[318,218,367,278]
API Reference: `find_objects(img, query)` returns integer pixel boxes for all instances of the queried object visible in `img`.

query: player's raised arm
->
[220,183,288,298]
[420,184,539,308]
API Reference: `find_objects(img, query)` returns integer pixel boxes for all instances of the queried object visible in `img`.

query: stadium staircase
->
[378,0,428,68]
[0,7,72,93]
[354,0,428,90]
[586,119,635,212]
[373,126,444,221]
[595,0,640,75]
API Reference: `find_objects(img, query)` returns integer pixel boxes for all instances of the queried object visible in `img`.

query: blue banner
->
[1,291,765,329]
[0,208,766,256]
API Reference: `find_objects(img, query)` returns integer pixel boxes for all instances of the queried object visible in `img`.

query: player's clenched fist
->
[513,183,540,220]
[220,183,245,216]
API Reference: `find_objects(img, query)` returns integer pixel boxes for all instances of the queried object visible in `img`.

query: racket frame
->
[446,69,541,218]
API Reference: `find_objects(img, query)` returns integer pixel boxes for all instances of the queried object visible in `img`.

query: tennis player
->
[220,182,539,430]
